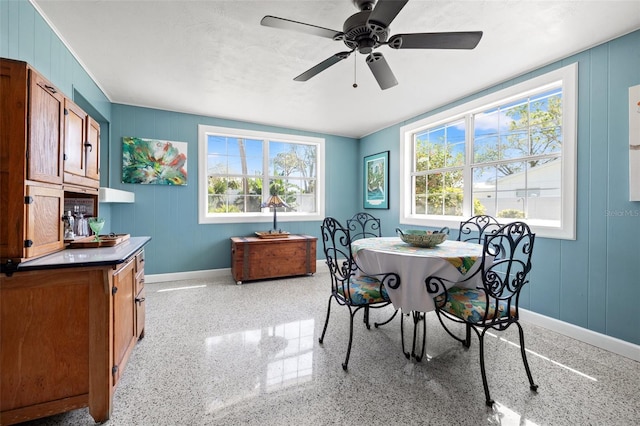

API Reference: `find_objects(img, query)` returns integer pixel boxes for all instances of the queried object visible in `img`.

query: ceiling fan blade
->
[294,51,352,82]
[367,0,409,30]
[388,31,483,49]
[366,52,398,90]
[261,15,341,40]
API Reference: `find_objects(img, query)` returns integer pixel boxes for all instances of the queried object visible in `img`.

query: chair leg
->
[318,295,333,344]
[400,312,410,359]
[374,309,398,328]
[464,323,472,348]
[516,322,538,392]
[342,307,356,371]
[478,329,494,406]
[363,306,371,329]
[413,312,427,362]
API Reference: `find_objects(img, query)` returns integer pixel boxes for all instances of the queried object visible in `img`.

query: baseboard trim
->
[520,309,640,362]
[145,267,638,363]
[145,260,328,284]
[145,268,230,283]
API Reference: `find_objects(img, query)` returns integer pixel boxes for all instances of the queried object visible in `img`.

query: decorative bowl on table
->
[395,228,448,248]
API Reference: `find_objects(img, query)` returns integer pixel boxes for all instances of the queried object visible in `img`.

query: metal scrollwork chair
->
[426,221,537,405]
[346,212,397,329]
[457,214,501,244]
[347,212,381,241]
[319,217,400,370]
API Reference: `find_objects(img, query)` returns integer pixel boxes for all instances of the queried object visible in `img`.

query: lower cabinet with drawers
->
[0,238,150,425]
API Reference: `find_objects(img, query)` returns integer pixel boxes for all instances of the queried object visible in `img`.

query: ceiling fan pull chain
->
[353,55,358,88]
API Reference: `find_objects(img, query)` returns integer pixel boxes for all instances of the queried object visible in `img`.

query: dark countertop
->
[3,236,151,273]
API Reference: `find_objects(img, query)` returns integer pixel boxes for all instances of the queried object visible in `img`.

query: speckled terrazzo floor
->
[18,270,640,426]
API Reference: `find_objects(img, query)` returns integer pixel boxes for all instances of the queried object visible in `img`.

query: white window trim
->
[198,125,325,224]
[399,63,578,240]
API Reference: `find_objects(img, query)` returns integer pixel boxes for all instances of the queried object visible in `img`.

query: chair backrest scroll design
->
[347,212,381,241]
[480,221,535,326]
[457,215,502,244]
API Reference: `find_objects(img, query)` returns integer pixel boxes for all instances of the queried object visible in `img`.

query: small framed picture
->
[364,151,389,209]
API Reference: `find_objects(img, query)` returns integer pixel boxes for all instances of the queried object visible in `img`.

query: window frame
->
[399,63,578,239]
[198,125,325,225]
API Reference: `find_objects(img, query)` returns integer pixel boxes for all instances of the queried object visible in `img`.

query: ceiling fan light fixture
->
[358,38,376,54]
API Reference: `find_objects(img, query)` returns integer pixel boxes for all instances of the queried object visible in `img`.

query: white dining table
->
[351,237,485,313]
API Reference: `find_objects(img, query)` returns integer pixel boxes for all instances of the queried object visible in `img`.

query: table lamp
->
[261,194,289,232]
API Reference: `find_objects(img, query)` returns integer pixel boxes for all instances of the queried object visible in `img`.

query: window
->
[400,63,577,239]
[198,125,325,224]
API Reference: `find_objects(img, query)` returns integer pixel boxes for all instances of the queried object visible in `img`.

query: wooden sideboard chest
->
[230,235,317,284]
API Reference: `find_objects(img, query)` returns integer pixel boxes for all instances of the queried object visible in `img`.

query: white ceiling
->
[33,0,640,139]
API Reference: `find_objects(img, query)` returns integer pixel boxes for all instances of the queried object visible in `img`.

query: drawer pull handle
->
[135,297,145,304]
[84,142,93,152]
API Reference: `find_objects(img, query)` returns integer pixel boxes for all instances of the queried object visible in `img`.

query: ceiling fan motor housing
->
[342,10,389,54]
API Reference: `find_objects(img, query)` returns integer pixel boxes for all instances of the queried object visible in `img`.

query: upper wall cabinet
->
[1,58,100,266]
[28,67,65,185]
[64,99,100,188]
[1,58,66,264]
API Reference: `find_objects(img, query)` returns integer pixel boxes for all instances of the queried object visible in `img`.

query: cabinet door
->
[24,185,65,259]
[135,287,145,340]
[28,70,64,184]
[112,258,137,386]
[64,99,87,179]
[86,117,100,180]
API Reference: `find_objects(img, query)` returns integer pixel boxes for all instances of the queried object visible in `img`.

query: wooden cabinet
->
[0,244,148,425]
[1,58,100,266]
[112,257,137,387]
[1,267,109,425]
[230,235,317,284]
[1,58,66,264]
[63,98,100,188]
[86,117,101,181]
[24,185,65,259]
[111,249,145,386]
[27,68,65,185]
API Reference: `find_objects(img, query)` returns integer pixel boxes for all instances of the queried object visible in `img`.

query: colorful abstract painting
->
[122,137,188,185]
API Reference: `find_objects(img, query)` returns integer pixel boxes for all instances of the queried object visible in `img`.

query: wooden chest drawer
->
[230,235,317,284]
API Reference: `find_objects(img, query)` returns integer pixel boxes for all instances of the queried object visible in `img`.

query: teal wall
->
[108,104,358,274]
[360,30,640,346]
[2,0,638,345]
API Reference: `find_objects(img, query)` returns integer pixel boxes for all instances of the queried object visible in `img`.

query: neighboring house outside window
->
[400,63,577,239]
[198,125,325,224]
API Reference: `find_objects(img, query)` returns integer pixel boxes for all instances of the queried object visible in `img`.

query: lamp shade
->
[261,194,289,231]
[261,194,289,209]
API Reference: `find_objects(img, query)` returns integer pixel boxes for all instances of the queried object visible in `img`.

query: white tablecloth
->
[352,237,484,313]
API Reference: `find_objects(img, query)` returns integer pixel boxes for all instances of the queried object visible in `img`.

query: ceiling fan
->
[260,0,483,90]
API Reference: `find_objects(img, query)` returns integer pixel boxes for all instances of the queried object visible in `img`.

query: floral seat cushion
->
[338,275,389,305]
[435,287,515,323]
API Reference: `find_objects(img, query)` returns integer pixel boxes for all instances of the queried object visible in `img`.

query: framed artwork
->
[364,150,389,209]
[122,137,188,185]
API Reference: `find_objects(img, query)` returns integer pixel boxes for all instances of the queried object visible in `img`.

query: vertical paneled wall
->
[109,104,359,275]
[359,30,640,345]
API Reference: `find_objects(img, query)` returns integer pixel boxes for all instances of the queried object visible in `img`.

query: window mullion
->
[463,113,474,217]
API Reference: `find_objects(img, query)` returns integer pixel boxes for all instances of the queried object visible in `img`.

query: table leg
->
[401,311,427,361]
[411,311,426,362]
